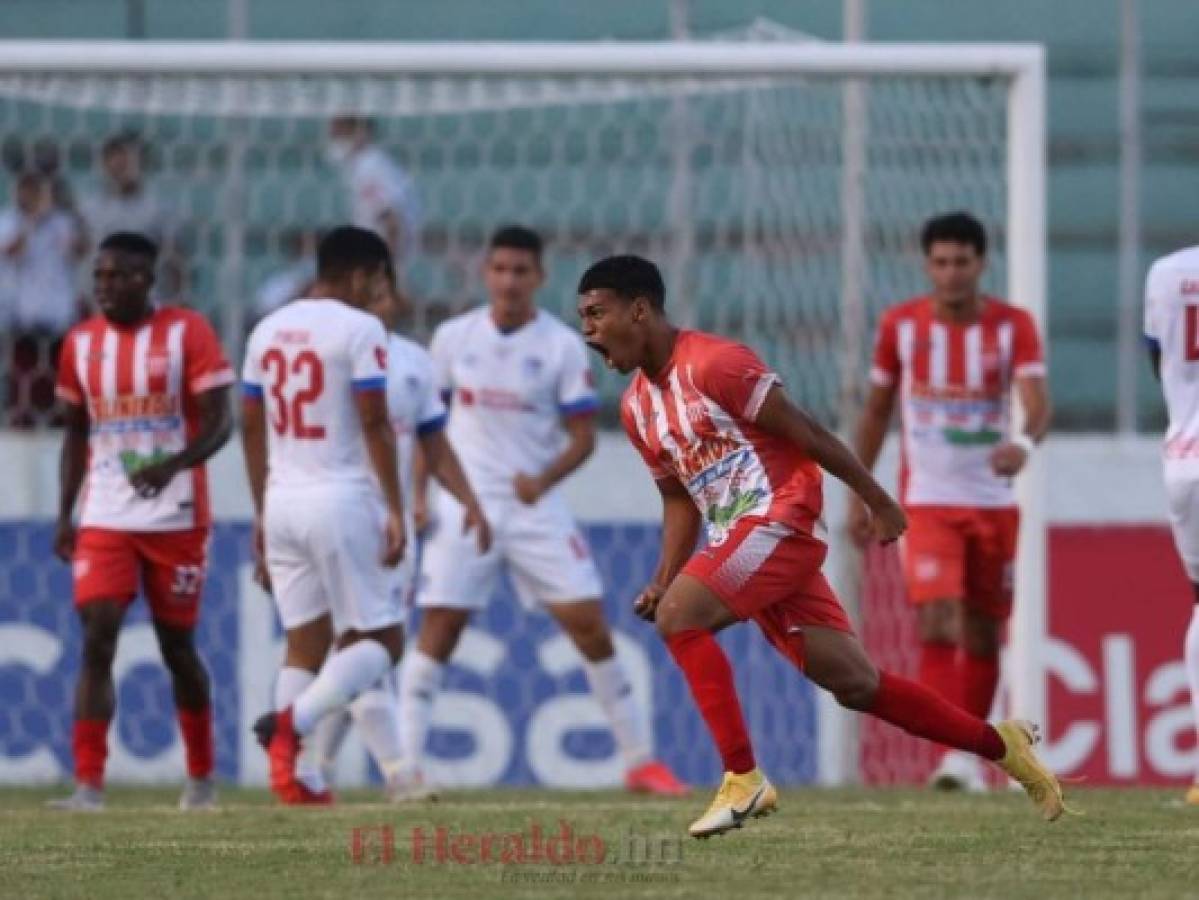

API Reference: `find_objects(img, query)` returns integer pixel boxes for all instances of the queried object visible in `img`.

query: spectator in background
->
[0,171,88,427]
[326,116,421,281]
[80,132,192,302]
[252,228,318,325]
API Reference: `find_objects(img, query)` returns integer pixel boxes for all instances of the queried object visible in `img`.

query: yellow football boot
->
[994,719,1065,821]
[688,768,778,839]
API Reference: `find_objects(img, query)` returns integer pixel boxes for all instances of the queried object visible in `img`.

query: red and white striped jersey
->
[621,330,823,542]
[870,295,1045,508]
[55,306,235,531]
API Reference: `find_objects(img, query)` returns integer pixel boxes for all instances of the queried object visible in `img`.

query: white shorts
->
[417,490,604,612]
[264,486,406,633]
[1165,464,1199,582]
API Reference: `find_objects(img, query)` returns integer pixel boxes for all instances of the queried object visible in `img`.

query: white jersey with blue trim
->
[1145,245,1199,466]
[384,332,447,520]
[242,297,390,493]
[429,306,598,499]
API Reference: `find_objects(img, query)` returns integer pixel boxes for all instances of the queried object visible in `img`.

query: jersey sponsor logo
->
[678,437,745,485]
[119,446,173,476]
[92,392,179,422]
[459,387,535,413]
[706,486,766,531]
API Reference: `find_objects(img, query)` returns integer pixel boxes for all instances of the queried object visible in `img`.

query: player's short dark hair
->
[488,225,543,262]
[577,255,665,311]
[921,211,987,256]
[317,226,392,280]
[99,231,159,263]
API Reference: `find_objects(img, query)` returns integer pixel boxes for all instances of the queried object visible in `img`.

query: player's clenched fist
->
[870,499,908,544]
[633,583,666,622]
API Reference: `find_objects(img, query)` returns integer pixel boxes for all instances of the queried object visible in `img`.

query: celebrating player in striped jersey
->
[1144,242,1199,805]
[850,212,1051,791]
[49,232,235,811]
[578,253,1062,837]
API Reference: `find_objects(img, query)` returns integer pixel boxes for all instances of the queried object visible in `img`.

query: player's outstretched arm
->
[355,387,406,567]
[755,385,906,544]
[129,386,233,499]
[634,475,702,622]
[419,429,492,553]
[54,401,89,561]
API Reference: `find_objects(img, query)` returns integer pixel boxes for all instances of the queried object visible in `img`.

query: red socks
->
[869,671,1005,761]
[961,653,1000,720]
[665,629,756,774]
[917,641,961,706]
[177,706,215,779]
[73,719,109,788]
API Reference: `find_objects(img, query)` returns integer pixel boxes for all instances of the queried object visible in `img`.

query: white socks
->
[292,640,391,735]
[274,666,314,710]
[350,676,405,779]
[307,707,351,783]
[1186,605,1199,784]
[398,650,446,774]
[583,655,651,769]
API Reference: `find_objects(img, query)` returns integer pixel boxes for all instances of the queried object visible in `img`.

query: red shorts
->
[73,527,210,628]
[900,505,1019,620]
[682,516,853,670]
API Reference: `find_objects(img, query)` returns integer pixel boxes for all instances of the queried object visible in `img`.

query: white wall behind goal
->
[0,432,1170,526]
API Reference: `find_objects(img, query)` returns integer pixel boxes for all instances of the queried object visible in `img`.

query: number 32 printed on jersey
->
[262,348,326,439]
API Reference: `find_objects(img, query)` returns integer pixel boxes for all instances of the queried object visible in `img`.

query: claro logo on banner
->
[1042,526,1197,783]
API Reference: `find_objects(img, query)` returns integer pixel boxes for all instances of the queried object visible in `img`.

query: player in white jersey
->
[397,226,687,797]
[307,279,492,800]
[241,226,408,804]
[1144,242,1199,805]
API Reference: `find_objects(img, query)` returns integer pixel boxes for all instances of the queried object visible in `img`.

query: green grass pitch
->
[3,786,1198,899]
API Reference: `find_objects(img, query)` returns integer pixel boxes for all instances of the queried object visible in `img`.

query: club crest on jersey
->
[405,375,421,393]
[147,352,171,377]
[374,347,387,369]
[521,357,543,378]
[685,400,708,425]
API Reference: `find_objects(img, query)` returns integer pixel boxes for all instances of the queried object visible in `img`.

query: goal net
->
[0,42,1045,787]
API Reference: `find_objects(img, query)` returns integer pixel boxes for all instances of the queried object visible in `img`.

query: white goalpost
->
[0,41,1045,786]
